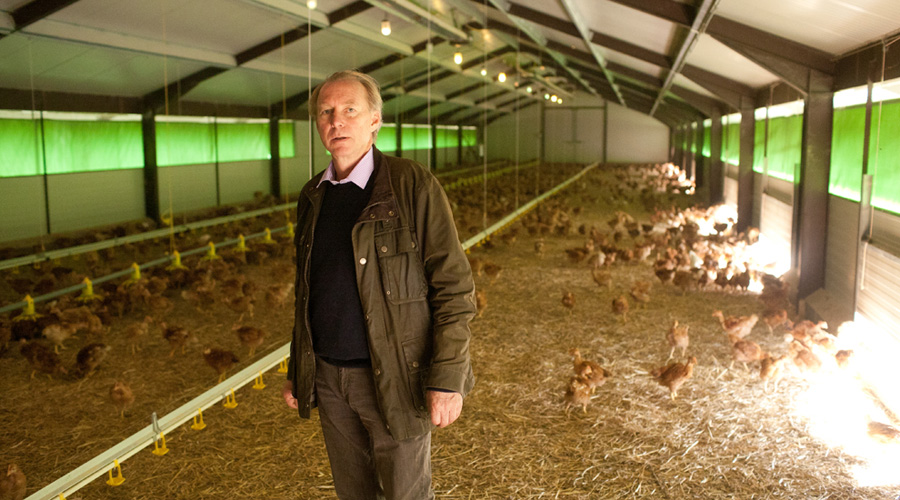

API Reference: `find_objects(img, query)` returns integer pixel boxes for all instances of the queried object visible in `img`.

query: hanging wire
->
[514,27,520,209]
[27,39,49,251]
[159,0,177,254]
[280,23,289,206]
[307,6,313,181]
[481,0,488,230]
[426,0,432,171]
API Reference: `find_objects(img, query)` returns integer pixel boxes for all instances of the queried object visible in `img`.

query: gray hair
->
[308,70,383,137]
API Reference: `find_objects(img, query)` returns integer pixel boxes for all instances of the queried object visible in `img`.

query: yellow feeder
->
[166,250,187,270]
[77,277,102,303]
[106,459,125,486]
[151,432,169,456]
[277,356,289,373]
[123,263,142,286]
[223,388,238,409]
[235,234,249,253]
[191,408,206,431]
[285,222,295,239]
[201,241,221,261]
[253,371,266,390]
[13,295,42,322]
[59,494,67,500]
[261,228,277,245]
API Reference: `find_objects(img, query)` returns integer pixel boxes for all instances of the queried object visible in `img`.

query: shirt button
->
[411,242,416,248]
[380,246,388,253]
[419,405,425,410]
[388,210,395,216]
[412,361,419,368]
[370,213,376,219]
[374,369,381,376]
[386,290,391,295]
[359,258,367,265]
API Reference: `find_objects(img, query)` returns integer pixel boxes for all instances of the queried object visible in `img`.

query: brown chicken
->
[834,349,854,369]
[42,322,79,353]
[203,347,239,383]
[666,320,689,359]
[19,340,67,379]
[651,356,697,400]
[0,463,26,500]
[475,290,487,318]
[759,353,788,391]
[612,295,629,323]
[72,343,111,379]
[564,247,592,264]
[467,256,484,276]
[591,267,612,290]
[786,320,828,343]
[712,311,758,339]
[569,348,609,393]
[160,322,190,357]
[867,421,900,444]
[264,283,295,309]
[630,280,651,307]
[223,295,254,322]
[561,292,576,314]
[563,375,592,415]
[762,309,790,333]
[125,316,154,354]
[788,339,822,374]
[533,239,544,258]
[728,334,765,370]
[109,381,135,418]
[482,262,502,285]
[233,325,266,357]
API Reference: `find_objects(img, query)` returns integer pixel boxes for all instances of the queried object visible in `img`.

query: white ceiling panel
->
[671,73,717,99]
[186,67,310,106]
[0,34,210,97]
[717,0,900,55]
[581,0,679,56]
[603,50,663,79]
[48,0,296,55]
[511,0,569,22]
[685,34,779,89]
[266,29,395,78]
[0,0,28,11]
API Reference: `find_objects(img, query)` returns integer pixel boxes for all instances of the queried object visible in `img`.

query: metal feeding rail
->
[23,162,598,500]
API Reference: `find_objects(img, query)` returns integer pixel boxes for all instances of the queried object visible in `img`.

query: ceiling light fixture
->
[480,67,487,76]
[307,0,316,8]
[558,98,563,104]
[550,94,558,103]
[498,72,507,83]
[526,86,533,93]
[381,18,392,36]
[544,93,550,100]
[453,52,463,65]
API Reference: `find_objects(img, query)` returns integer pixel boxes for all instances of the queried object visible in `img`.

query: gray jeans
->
[314,357,434,500]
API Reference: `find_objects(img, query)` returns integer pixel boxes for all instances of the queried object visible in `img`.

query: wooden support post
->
[269,116,282,196]
[141,108,160,222]
[737,96,756,234]
[709,108,724,204]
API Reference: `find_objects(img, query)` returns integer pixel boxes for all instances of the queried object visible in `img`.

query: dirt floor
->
[2,163,899,499]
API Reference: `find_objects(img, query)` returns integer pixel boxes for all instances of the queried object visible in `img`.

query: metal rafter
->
[557,0,625,106]
[649,0,720,117]
[9,0,79,31]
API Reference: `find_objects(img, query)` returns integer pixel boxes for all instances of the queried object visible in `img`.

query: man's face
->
[314,79,381,168]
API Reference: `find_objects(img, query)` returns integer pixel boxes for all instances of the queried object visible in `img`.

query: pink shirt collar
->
[316,147,375,189]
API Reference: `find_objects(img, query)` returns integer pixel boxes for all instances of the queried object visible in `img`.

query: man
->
[281,70,476,500]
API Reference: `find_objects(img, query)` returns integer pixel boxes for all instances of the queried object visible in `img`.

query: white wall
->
[486,105,540,164]
[0,176,47,243]
[606,102,669,163]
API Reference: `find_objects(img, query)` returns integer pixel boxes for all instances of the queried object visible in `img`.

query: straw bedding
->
[1,163,897,499]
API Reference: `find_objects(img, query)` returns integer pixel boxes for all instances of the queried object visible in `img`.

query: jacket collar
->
[303,147,399,223]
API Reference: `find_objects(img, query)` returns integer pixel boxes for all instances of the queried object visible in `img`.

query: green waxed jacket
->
[287,147,476,440]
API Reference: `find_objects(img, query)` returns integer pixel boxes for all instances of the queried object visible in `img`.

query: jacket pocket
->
[374,227,427,304]
[402,336,432,416]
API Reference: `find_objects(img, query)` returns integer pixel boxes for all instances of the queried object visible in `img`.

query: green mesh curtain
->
[279,122,295,158]
[375,124,397,151]
[216,123,268,162]
[157,122,216,166]
[765,115,802,182]
[690,124,698,153]
[830,105,865,201]
[870,100,900,214]
[436,127,456,148]
[722,120,740,165]
[0,118,44,177]
[753,119,766,173]
[462,127,477,149]
[702,123,711,157]
[41,120,143,174]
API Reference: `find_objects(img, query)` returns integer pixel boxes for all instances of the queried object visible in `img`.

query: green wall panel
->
[0,118,43,177]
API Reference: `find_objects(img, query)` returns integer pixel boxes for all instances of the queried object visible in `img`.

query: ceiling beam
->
[10,0,79,31]
[361,0,469,43]
[446,82,484,99]
[327,0,373,24]
[608,0,834,75]
[473,89,508,105]
[649,0,719,117]
[557,0,626,106]
[234,25,322,65]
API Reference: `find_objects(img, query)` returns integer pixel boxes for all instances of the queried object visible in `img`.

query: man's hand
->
[282,380,299,409]
[426,390,463,428]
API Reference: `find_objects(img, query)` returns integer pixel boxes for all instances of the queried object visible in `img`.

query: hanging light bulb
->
[498,72,507,83]
[306,0,316,8]
[381,18,392,36]
[543,93,550,100]
[453,52,463,65]
[550,94,558,102]
[526,86,533,93]
[558,98,563,104]
[480,67,487,76]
